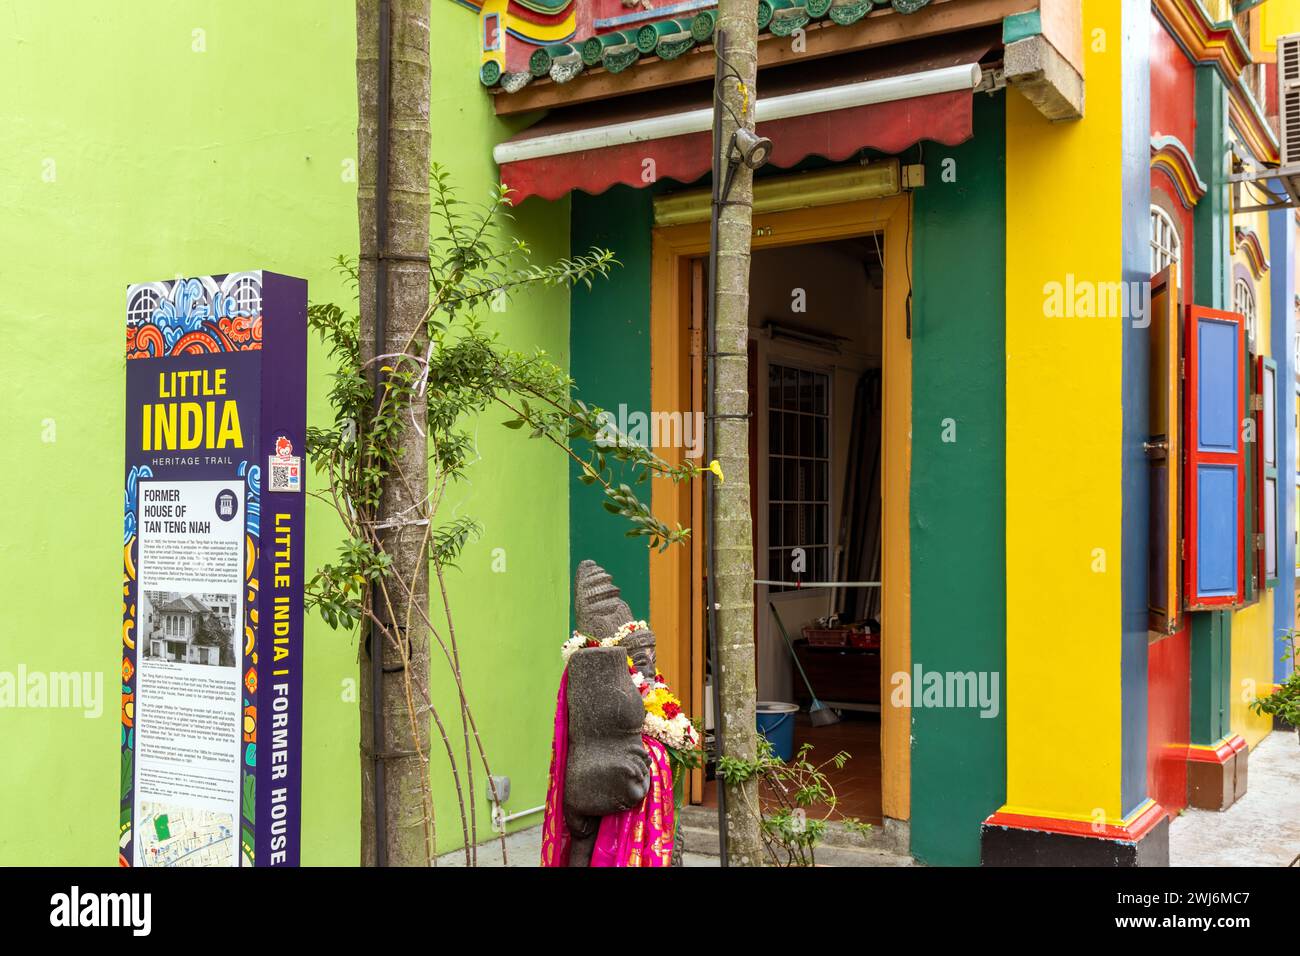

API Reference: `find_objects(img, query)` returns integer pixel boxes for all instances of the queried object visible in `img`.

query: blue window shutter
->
[1185,305,1246,609]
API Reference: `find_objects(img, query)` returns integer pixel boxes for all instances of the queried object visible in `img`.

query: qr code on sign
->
[268,456,302,493]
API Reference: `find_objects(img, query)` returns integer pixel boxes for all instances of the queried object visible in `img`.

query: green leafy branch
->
[302,164,699,866]
[718,738,871,867]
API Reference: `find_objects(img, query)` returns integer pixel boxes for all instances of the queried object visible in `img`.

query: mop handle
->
[753,580,880,588]
[768,601,820,701]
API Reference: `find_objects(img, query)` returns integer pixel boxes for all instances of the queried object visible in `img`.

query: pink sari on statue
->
[540,670,675,867]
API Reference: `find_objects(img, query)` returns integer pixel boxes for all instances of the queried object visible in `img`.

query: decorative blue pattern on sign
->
[1197,463,1238,596]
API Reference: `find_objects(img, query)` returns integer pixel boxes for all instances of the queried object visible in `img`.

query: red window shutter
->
[1147,265,1181,634]
[1258,355,1279,588]
[1184,305,1247,609]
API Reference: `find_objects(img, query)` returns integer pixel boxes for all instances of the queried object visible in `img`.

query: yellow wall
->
[1259,0,1300,55]
[1229,207,1278,748]
[1002,0,1126,823]
[1231,597,1276,745]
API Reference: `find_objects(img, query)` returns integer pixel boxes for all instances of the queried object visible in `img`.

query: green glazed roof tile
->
[829,0,872,25]
[657,34,696,60]
[491,0,944,92]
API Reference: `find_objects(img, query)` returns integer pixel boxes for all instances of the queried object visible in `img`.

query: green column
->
[568,188,655,624]
[1189,611,1232,744]
[1188,65,1233,745]
[1193,65,1229,311]
[909,94,1007,865]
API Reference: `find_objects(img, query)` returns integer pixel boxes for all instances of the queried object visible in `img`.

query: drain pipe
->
[491,804,546,833]
[369,0,392,868]
[704,28,729,868]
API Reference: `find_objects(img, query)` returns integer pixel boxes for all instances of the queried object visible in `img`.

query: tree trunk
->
[712,0,763,866]
[356,0,432,867]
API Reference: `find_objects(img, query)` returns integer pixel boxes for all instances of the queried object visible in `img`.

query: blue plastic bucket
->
[756,701,799,761]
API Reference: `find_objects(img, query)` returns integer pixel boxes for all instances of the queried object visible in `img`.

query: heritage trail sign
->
[120,272,306,867]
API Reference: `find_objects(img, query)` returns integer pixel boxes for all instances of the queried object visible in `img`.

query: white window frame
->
[1234,276,1258,351]
[765,360,833,590]
[1150,205,1181,275]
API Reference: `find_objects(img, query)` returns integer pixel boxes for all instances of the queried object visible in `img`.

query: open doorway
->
[648,192,912,824]
[701,235,887,825]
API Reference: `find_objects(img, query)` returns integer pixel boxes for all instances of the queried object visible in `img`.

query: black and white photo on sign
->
[139,589,238,668]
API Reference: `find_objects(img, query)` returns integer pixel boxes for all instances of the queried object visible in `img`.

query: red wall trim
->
[984,800,1167,843]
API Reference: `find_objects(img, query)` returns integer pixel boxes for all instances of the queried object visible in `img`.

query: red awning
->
[495,36,992,203]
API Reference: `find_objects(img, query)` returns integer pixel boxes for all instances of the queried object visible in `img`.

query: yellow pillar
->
[985,0,1164,863]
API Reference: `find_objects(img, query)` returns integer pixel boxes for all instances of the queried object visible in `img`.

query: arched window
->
[1150,205,1181,275]
[1234,276,1257,351]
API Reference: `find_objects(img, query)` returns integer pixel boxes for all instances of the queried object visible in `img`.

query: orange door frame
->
[647,194,914,820]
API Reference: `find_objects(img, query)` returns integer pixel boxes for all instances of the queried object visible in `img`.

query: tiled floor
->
[699,710,883,825]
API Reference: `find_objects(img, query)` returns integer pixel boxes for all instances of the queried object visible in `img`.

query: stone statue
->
[573,558,658,679]
[540,560,679,867]
[562,646,651,865]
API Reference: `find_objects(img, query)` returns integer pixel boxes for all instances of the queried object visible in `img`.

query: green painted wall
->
[1189,611,1232,743]
[908,94,1008,866]
[568,118,1010,865]
[567,187,656,622]
[0,0,570,864]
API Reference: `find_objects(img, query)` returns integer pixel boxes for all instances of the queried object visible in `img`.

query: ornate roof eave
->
[1151,0,1251,82]
[1228,80,1280,166]
[1234,226,1270,279]
[1151,134,1208,208]
[477,0,997,107]
[1152,0,1278,166]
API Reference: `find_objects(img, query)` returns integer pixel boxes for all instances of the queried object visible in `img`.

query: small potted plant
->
[1249,632,1300,743]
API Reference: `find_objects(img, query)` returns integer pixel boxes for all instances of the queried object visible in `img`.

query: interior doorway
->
[701,237,886,823]
[648,194,913,824]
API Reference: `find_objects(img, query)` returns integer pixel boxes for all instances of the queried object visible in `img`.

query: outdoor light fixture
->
[730,127,773,170]
[719,127,775,204]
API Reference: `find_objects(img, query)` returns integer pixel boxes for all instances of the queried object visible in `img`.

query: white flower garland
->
[644,710,701,752]
[613,620,648,643]
[561,620,649,662]
[560,621,700,754]
[560,630,617,662]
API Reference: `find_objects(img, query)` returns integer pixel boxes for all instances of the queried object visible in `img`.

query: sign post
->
[120,272,306,867]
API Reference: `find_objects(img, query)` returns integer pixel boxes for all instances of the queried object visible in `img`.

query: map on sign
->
[137,803,236,867]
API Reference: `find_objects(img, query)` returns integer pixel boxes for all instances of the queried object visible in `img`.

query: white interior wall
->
[747,238,883,704]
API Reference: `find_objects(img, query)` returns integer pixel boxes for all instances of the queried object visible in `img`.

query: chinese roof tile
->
[479,0,941,92]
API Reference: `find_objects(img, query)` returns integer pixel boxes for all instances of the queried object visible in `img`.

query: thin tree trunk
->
[356,0,432,867]
[713,0,763,866]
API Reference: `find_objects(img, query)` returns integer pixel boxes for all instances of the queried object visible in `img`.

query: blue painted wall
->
[1120,0,1153,813]
[1269,195,1297,682]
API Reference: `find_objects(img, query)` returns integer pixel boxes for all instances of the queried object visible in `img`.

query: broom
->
[769,601,841,727]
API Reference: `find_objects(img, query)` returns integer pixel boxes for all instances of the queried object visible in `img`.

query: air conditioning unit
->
[1282,33,1300,168]
[1228,34,1300,211]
